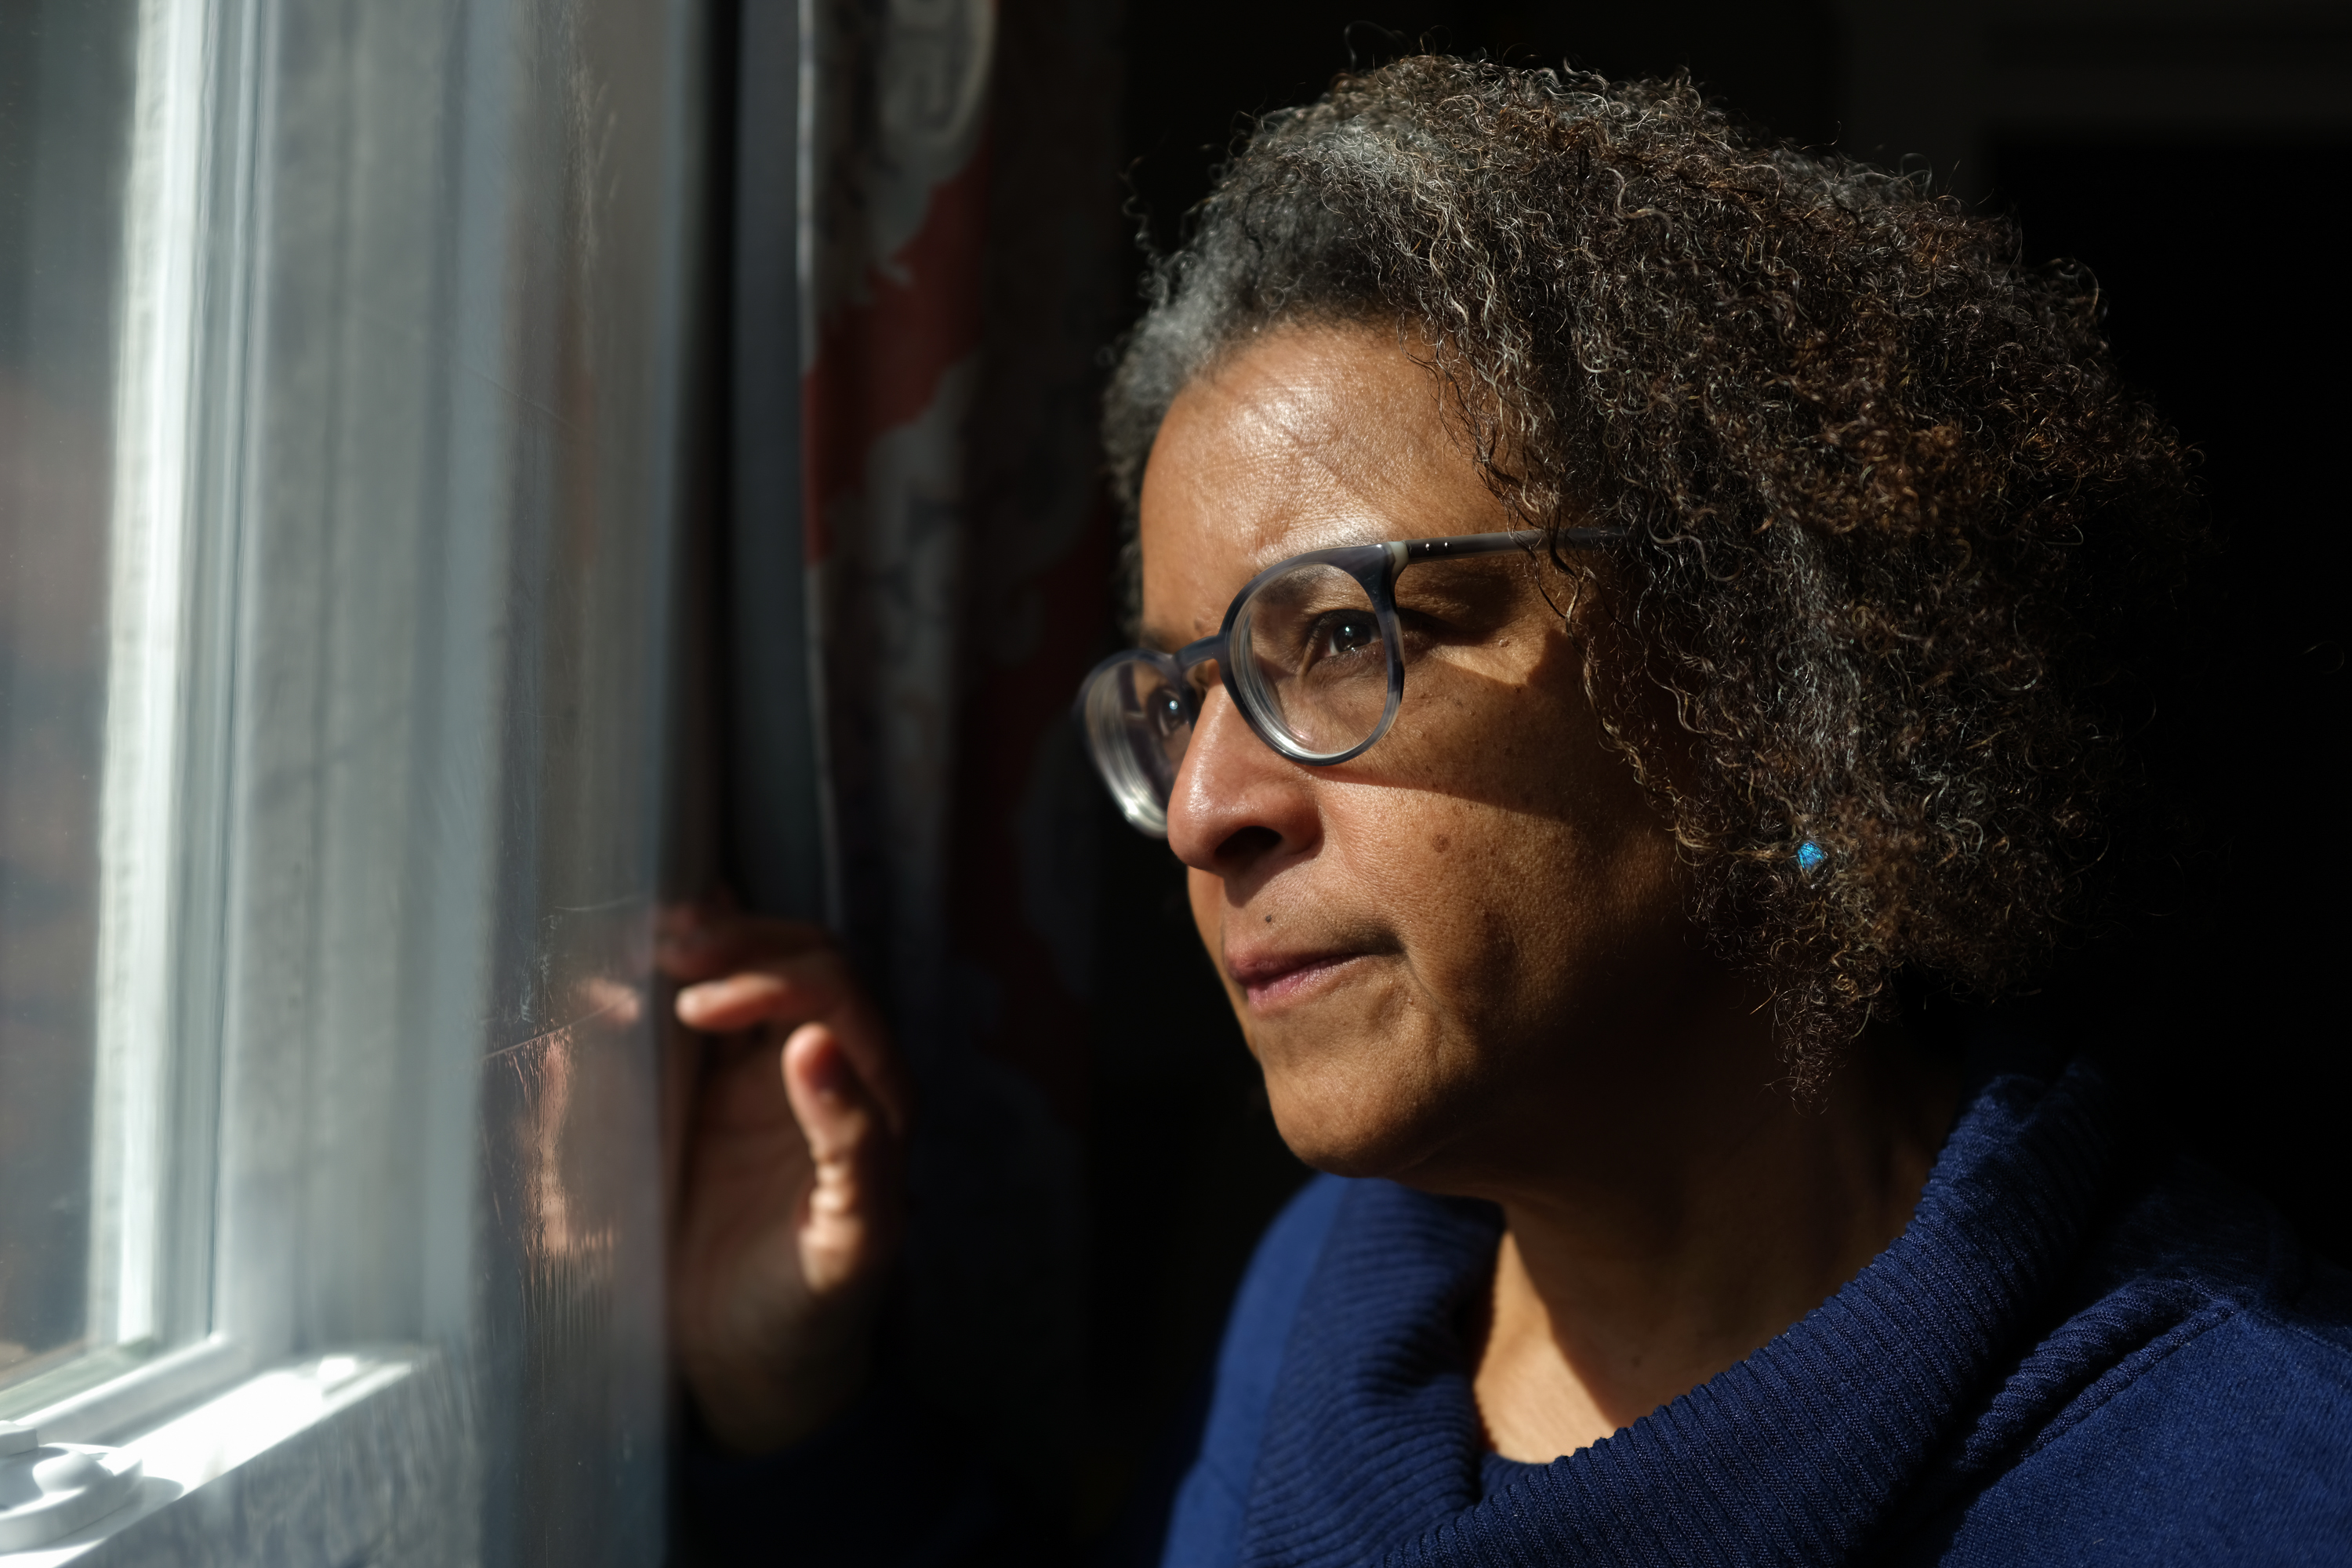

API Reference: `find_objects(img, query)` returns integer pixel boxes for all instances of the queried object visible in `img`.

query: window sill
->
[5,1341,248,1449]
[2,1348,469,1566]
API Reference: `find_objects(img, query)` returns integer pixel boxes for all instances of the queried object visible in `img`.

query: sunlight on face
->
[1138,326,1704,1189]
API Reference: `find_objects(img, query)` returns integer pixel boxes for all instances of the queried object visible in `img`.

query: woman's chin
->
[1261,1068,1459,1181]
[1243,969,1481,1181]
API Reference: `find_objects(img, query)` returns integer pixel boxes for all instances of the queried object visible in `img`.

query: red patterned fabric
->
[796,0,1123,1495]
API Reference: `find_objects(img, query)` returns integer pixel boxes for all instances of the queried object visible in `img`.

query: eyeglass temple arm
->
[1398,525,1627,563]
[1172,633,1225,674]
[1166,526,1624,670]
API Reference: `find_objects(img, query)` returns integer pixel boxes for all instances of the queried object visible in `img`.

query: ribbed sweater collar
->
[1234,1055,2125,1568]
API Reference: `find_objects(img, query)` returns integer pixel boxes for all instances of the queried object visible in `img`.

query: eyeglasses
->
[1075,527,1624,836]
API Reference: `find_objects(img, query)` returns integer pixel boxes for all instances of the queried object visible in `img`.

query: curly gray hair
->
[1103,56,2199,1080]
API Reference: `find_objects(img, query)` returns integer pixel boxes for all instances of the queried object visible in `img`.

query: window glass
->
[0,0,141,1393]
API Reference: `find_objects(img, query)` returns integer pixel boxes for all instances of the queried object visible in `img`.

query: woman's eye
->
[1312,613,1379,660]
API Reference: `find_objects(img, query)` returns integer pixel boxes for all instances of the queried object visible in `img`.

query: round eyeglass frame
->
[1074,525,1625,836]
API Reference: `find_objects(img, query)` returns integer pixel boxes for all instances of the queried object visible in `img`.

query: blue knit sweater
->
[684,1050,2352,1563]
[1163,1052,2352,1566]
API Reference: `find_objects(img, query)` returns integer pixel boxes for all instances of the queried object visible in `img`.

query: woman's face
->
[1139,326,1729,1189]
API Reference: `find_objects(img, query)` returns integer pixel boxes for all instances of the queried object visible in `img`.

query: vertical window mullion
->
[88,0,219,1361]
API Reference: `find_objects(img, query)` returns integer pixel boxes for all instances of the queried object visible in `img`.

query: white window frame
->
[2,0,250,1449]
[2,1,463,1555]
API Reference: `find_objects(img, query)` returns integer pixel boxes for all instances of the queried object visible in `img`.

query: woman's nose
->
[1164,684,1322,876]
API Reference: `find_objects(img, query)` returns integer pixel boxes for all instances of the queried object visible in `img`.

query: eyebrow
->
[1138,622,1196,655]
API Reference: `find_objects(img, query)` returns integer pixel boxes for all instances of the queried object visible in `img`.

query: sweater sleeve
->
[1157,1175,1352,1568]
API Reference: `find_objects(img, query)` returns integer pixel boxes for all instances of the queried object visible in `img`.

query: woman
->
[667,60,2352,1565]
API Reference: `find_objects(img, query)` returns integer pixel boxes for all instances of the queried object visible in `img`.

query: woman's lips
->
[1225,949,1367,1011]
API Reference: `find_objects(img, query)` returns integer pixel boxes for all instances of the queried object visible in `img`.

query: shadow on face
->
[1136,325,1758,1190]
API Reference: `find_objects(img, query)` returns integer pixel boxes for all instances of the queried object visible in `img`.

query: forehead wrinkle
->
[1215,370,1424,568]
[1139,328,1494,661]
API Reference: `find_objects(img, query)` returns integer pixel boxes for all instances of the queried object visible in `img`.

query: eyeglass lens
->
[1227,562,1390,759]
[1081,655,1194,833]
[1085,559,1400,833]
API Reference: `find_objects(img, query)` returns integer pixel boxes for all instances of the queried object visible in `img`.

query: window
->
[0,0,123,1398]
[1,0,211,1423]
[0,0,709,1557]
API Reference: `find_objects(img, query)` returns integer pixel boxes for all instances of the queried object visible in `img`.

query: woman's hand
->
[661,905,913,1454]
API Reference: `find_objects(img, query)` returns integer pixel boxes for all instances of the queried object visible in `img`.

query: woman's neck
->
[1465,1022,1957,1463]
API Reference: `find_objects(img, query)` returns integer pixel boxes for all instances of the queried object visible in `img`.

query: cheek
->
[1340,798,1576,1025]
[1327,708,1680,1044]
[1349,791,1523,928]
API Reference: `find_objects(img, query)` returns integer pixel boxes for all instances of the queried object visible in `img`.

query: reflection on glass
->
[0,0,140,1389]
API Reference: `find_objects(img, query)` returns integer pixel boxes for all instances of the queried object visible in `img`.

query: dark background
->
[1081,0,2352,1547]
